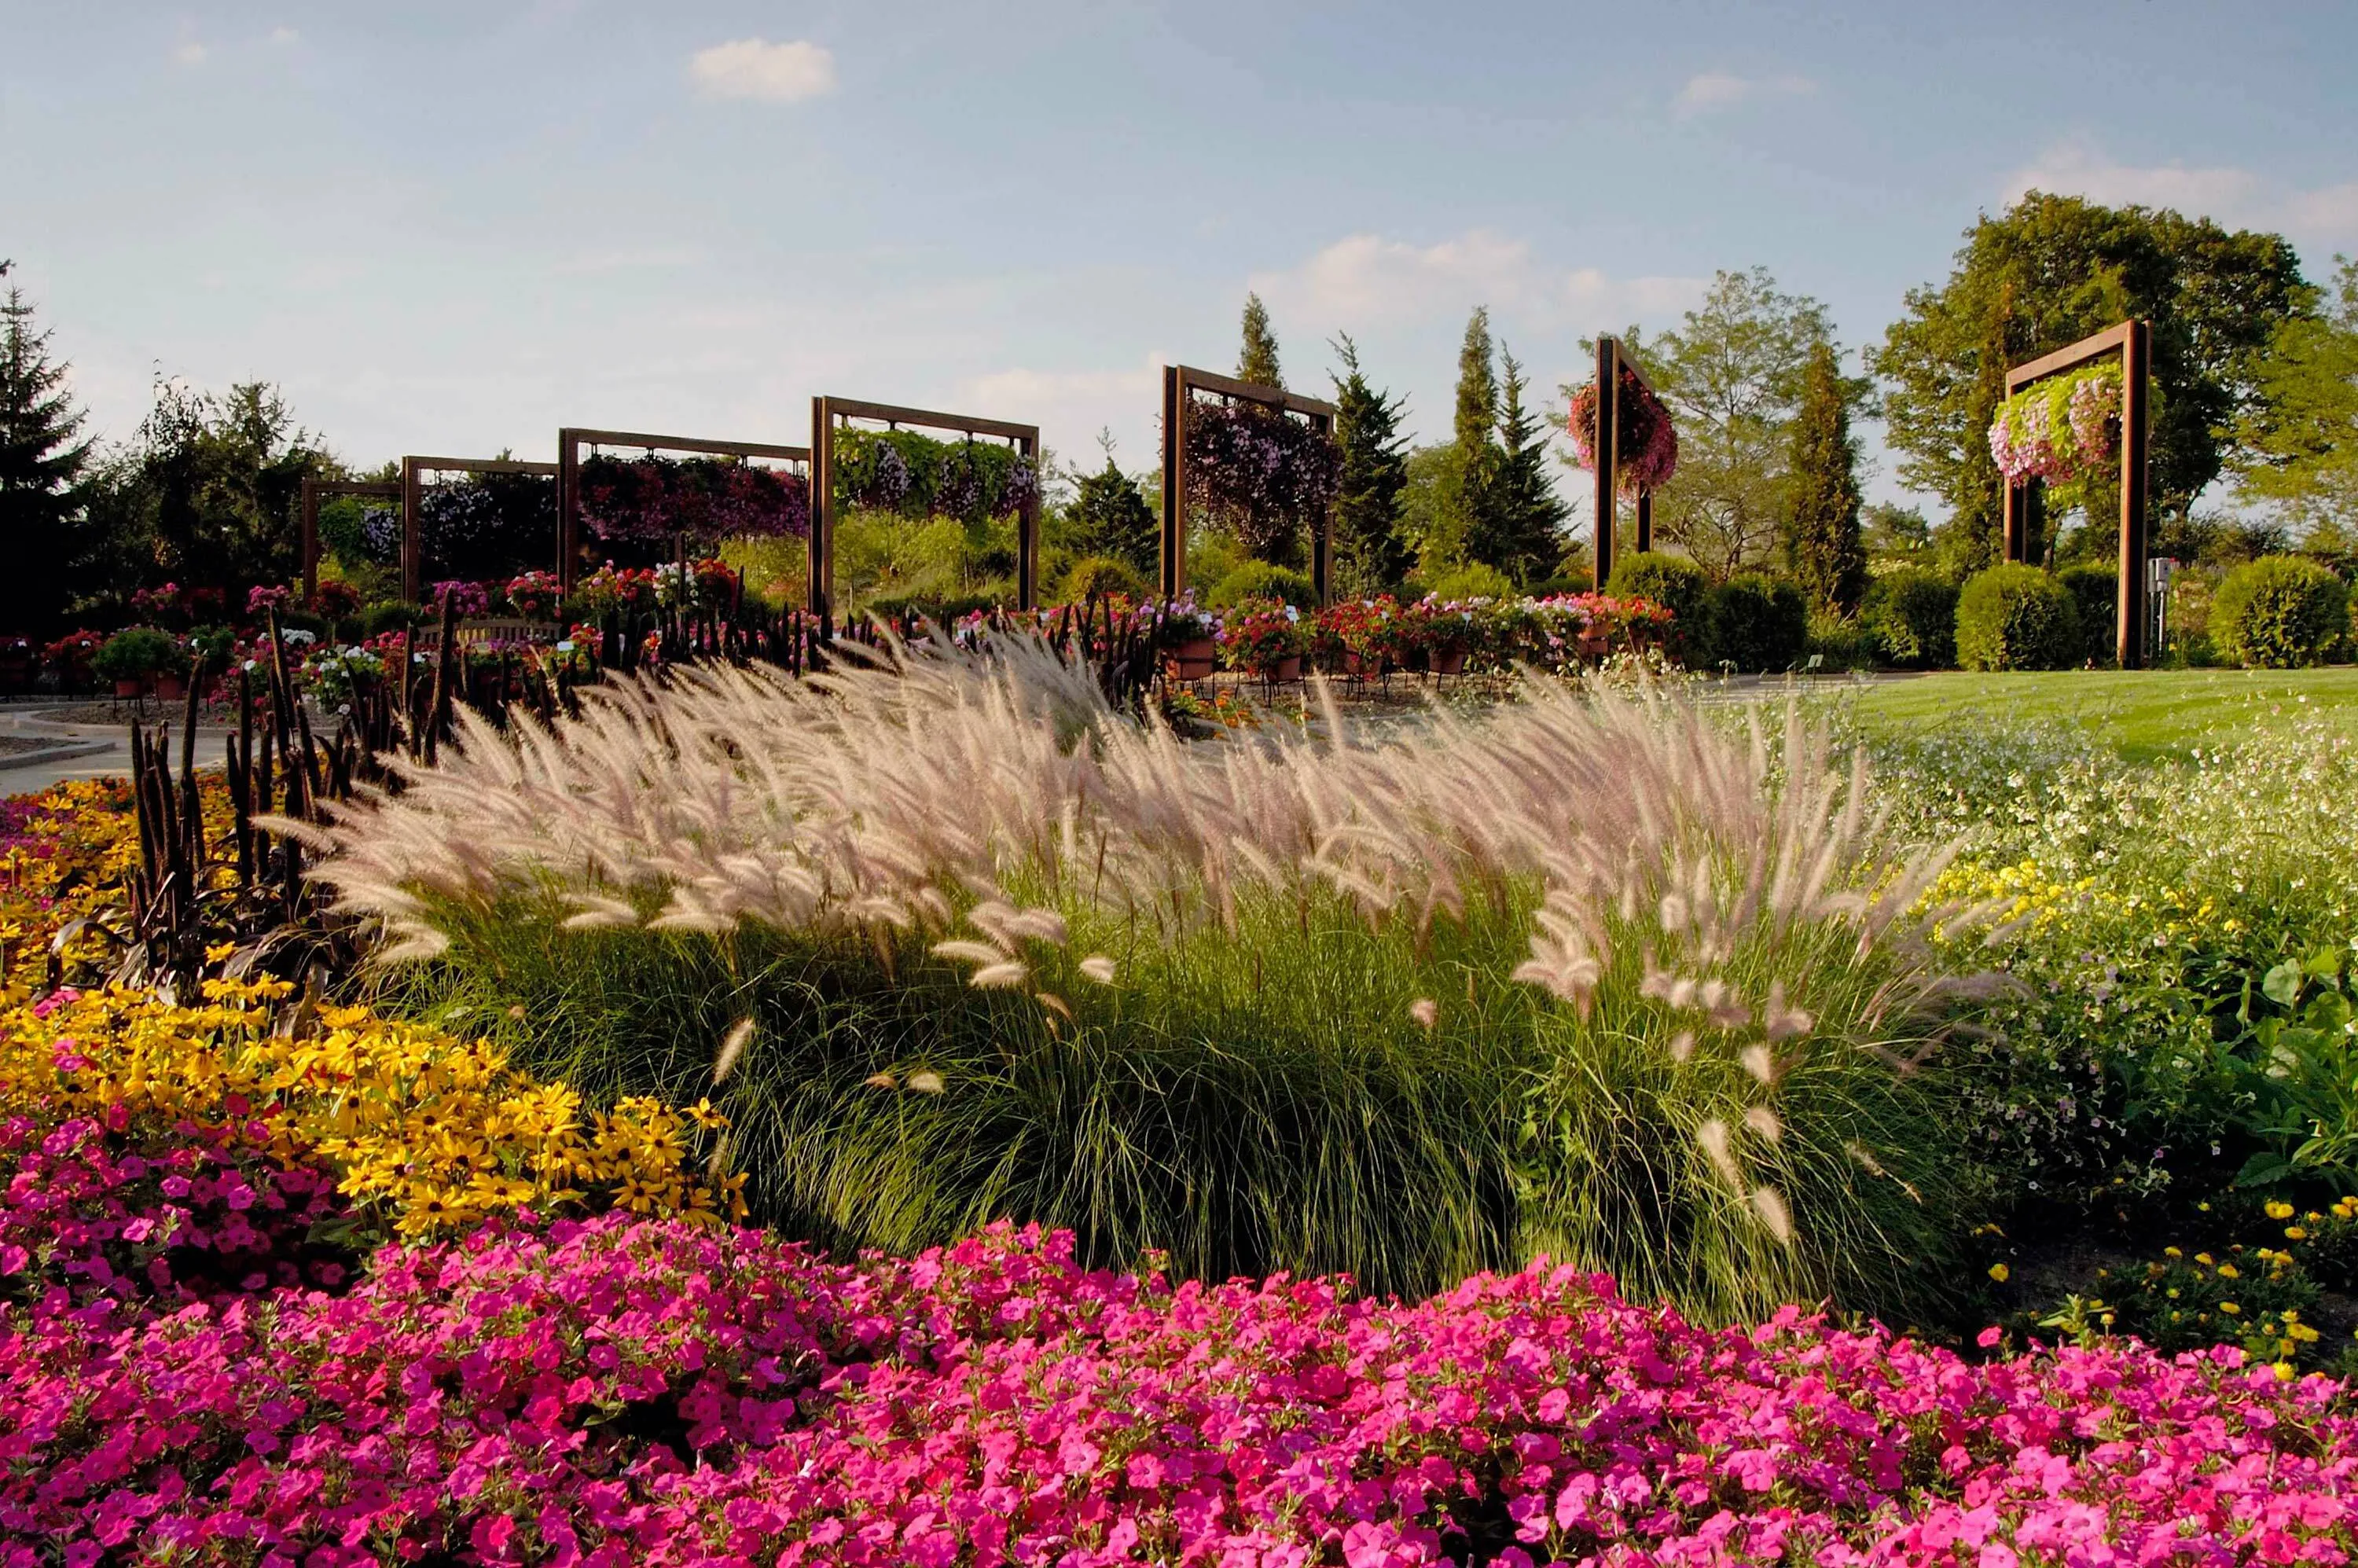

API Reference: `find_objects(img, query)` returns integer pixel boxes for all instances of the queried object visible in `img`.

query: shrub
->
[1862,567,1957,668]
[1206,559,1315,611]
[1954,564,2079,670]
[359,600,423,638]
[1057,553,1148,604]
[1605,551,1713,662]
[1805,608,1877,671]
[1703,573,1808,672]
[2213,555,2349,668]
[2059,560,2120,664]
[1423,560,1515,602]
[90,626,178,682]
[318,648,1996,1318]
[1529,570,1595,598]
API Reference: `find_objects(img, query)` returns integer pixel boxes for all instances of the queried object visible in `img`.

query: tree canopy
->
[1237,293,1283,390]
[2230,255,2358,536]
[1784,341,1866,613]
[1473,349,1570,586]
[1873,192,2309,569]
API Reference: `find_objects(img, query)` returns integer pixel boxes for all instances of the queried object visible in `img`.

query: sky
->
[5,0,2356,530]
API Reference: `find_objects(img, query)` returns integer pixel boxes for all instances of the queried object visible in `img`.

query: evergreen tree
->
[0,270,95,631]
[1784,342,1868,613]
[1934,293,2014,578]
[1328,335,1412,593]
[1067,431,1159,573]
[1237,293,1283,390]
[1443,307,1502,572]
[1475,349,1570,585]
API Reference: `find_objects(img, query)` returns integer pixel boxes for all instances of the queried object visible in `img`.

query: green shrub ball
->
[2213,555,2350,669]
[1862,569,1958,669]
[1954,564,2080,671]
[1706,575,1809,673]
[1207,560,1317,611]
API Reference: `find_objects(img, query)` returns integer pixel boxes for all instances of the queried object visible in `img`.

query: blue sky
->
[5,0,2355,524]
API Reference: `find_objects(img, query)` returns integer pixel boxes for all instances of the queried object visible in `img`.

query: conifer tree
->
[1328,335,1412,593]
[0,267,94,632]
[1784,341,1867,612]
[1475,349,1571,586]
[1237,293,1283,389]
[1067,431,1159,573]
[1438,307,1502,571]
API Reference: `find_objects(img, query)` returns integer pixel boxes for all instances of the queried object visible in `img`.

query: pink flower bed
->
[7,1190,2358,1566]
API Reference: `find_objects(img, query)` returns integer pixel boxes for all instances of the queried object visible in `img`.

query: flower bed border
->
[2000,318,2154,667]
[556,426,813,593]
[399,454,561,604]
[1159,363,1339,606]
[810,396,1043,619]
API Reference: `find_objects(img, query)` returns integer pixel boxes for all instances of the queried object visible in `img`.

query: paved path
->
[0,703,235,794]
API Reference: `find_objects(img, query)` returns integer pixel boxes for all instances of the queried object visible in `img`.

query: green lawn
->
[1829,666,2358,762]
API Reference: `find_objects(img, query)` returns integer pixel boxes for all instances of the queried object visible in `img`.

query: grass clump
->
[313,638,1999,1319]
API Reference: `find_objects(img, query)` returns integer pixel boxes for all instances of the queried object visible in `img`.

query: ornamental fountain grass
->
[313,639,2003,1320]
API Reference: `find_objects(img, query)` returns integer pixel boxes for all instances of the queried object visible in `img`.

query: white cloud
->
[1671,71,1814,118]
[2004,138,2358,245]
[269,28,299,46]
[689,39,836,104]
[171,40,208,67]
[1250,230,1703,332]
[958,358,1165,466]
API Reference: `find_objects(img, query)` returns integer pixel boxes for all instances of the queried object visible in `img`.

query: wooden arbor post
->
[399,456,560,604]
[2000,319,2153,667]
[1160,365,1339,605]
[1590,336,1661,594]
[556,428,812,593]
[299,478,399,600]
[808,398,1042,624]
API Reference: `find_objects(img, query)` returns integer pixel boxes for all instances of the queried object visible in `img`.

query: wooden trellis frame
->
[1589,335,1663,593]
[2000,319,2153,668]
[299,477,399,600]
[1159,365,1339,605]
[399,456,560,603]
[808,398,1042,620]
[556,427,813,592]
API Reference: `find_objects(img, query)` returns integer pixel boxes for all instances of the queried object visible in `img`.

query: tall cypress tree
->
[1475,348,1571,586]
[1328,334,1412,593]
[1068,432,1159,574]
[1440,307,1501,571]
[1784,341,1867,612]
[0,270,94,633]
[1237,293,1284,389]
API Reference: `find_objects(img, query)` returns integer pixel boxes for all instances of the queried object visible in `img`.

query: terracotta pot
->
[1577,630,1611,659]
[1342,651,1384,677]
[114,678,145,698]
[1262,654,1304,683]
[1431,647,1467,675]
[1166,637,1217,681]
[154,672,186,700]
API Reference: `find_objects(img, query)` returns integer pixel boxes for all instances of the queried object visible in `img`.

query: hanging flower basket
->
[832,428,1037,524]
[1989,362,2122,487]
[1567,368,1679,495]
[579,454,811,545]
[1182,399,1342,562]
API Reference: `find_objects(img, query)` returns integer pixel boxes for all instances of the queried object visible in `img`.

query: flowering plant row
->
[7,1214,2358,1566]
[1989,362,2123,486]
[578,453,811,546]
[832,427,1040,524]
[1568,365,1680,495]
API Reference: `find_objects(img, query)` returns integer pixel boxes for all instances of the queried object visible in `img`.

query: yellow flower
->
[2220,1302,2242,1315]
[2217,1264,2240,1280]
[2286,1226,2308,1241]
[2266,1200,2296,1220]
[1988,1263,2010,1283]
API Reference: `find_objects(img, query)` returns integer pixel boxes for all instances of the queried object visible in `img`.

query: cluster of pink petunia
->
[1989,369,2123,487]
[8,1159,2358,1568]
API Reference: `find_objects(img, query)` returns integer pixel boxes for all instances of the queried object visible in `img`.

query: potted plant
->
[505,569,564,624]
[44,630,101,693]
[1159,597,1220,679]
[1218,598,1309,681]
[92,626,178,697]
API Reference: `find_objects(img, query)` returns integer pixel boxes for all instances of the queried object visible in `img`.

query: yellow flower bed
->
[2,978,744,1238]
[0,778,157,1002]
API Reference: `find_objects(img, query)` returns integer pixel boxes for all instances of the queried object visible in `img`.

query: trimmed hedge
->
[1605,552,1713,662]
[2213,555,2349,668]
[1862,569,1957,669]
[1955,564,2079,671]
[2058,562,2119,666]
[1706,574,1809,673]
[1424,561,1516,603]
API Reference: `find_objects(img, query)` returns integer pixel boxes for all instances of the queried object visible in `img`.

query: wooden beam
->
[812,396,1045,615]
[2005,321,2135,392]
[2118,319,2151,668]
[1161,366,1184,599]
[1592,336,1620,591]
